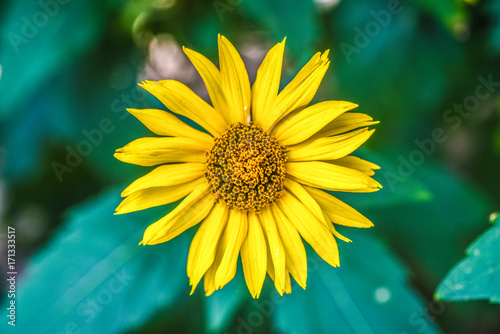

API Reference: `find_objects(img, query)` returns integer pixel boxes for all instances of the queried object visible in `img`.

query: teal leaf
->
[270,233,441,334]
[411,0,468,33]
[351,161,492,290]
[1,52,146,181]
[204,268,250,333]
[336,150,434,209]
[329,0,464,145]
[1,188,189,334]
[435,214,500,303]
[485,0,500,55]
[0,0,143,182]
[0,0,122,118]
[240,0,319,60]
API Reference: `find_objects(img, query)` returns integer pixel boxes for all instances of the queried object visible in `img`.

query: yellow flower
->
[114,35,382,298]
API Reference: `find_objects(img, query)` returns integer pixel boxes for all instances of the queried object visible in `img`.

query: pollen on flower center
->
[205,122,287,211]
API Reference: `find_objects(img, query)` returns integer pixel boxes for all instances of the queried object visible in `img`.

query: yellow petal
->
[115,177,205,215]
[284,270,292,294]
[260,207,286,295]
[304,186,374,228]
[139,80,227,136]
[284,51,324,86]
[114,137,208,166]
[286,128,375,162]
[252,38,286,127]
[272,205,307,289]
[240,211,267,298]
[265,258,292,296]
[266,247,275,280]
[329,155,381,176]
[213,209,248,291]
[286,161,382,192]
[204,210,247,296]
[278,190,339,267]
[183,46,229,120]
[218,35,251,124]
[284,178,326,225]
[121,163,206,196]
[204,262,217,296]
[272,101,358,146]
[265,245,280,295]
[264,50,330,130]
[285,179,351,243]
[310,112,379,140]
[325,216,352,243]
[127,108,213,145]
[141,183,214,245]
[187,203,229,294]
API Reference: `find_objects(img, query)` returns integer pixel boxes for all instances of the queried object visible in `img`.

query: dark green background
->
[1,0,500,333]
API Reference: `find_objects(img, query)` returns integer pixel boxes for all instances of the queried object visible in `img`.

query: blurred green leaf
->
[412,0,468,33]
[1,188,188,334]
[486,0,500,55]
[356,161,492,290]
[1,52,146,182]
[329,0,465,145]
[0,0,123,118]
[203,268,249,333]
[435,214,500,303]
[270,232,441,334]
[240,0,319,60]
[0,0,144,182]
[337,150,434,209]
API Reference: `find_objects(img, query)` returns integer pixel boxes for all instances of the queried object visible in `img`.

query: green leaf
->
[0,0,144,182]
[204,268,250,333]
[269,232,441,334]
[0,0,122,118]
[329,0,465,145]
[1,188,189,334]
[435,214,500,303]
[336,150,434,209]
[240,0,319,60]
[352,161,492,291]
[411,0,468,33]
[486,0,500,55]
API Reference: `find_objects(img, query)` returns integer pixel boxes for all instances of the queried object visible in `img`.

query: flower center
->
[205,122,287,211]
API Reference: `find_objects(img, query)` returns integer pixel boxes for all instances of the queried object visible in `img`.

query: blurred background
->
[1,0,500,333]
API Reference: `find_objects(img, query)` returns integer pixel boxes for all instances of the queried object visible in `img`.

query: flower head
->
[115,35,381,298]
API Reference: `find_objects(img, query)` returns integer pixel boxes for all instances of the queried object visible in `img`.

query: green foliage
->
[351,161,492,288]
[342,150,435,208]
[1,189,188,334]
[0,0,146,182]
[271,233,440,334]
[436,215,500,304]
[411,0,468,32]
[203,269,248,332]
[0,0,122,118]
[328,0,465,146]
[240,0,319,58]
[1,189,440,334]
[2,0,500,332]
